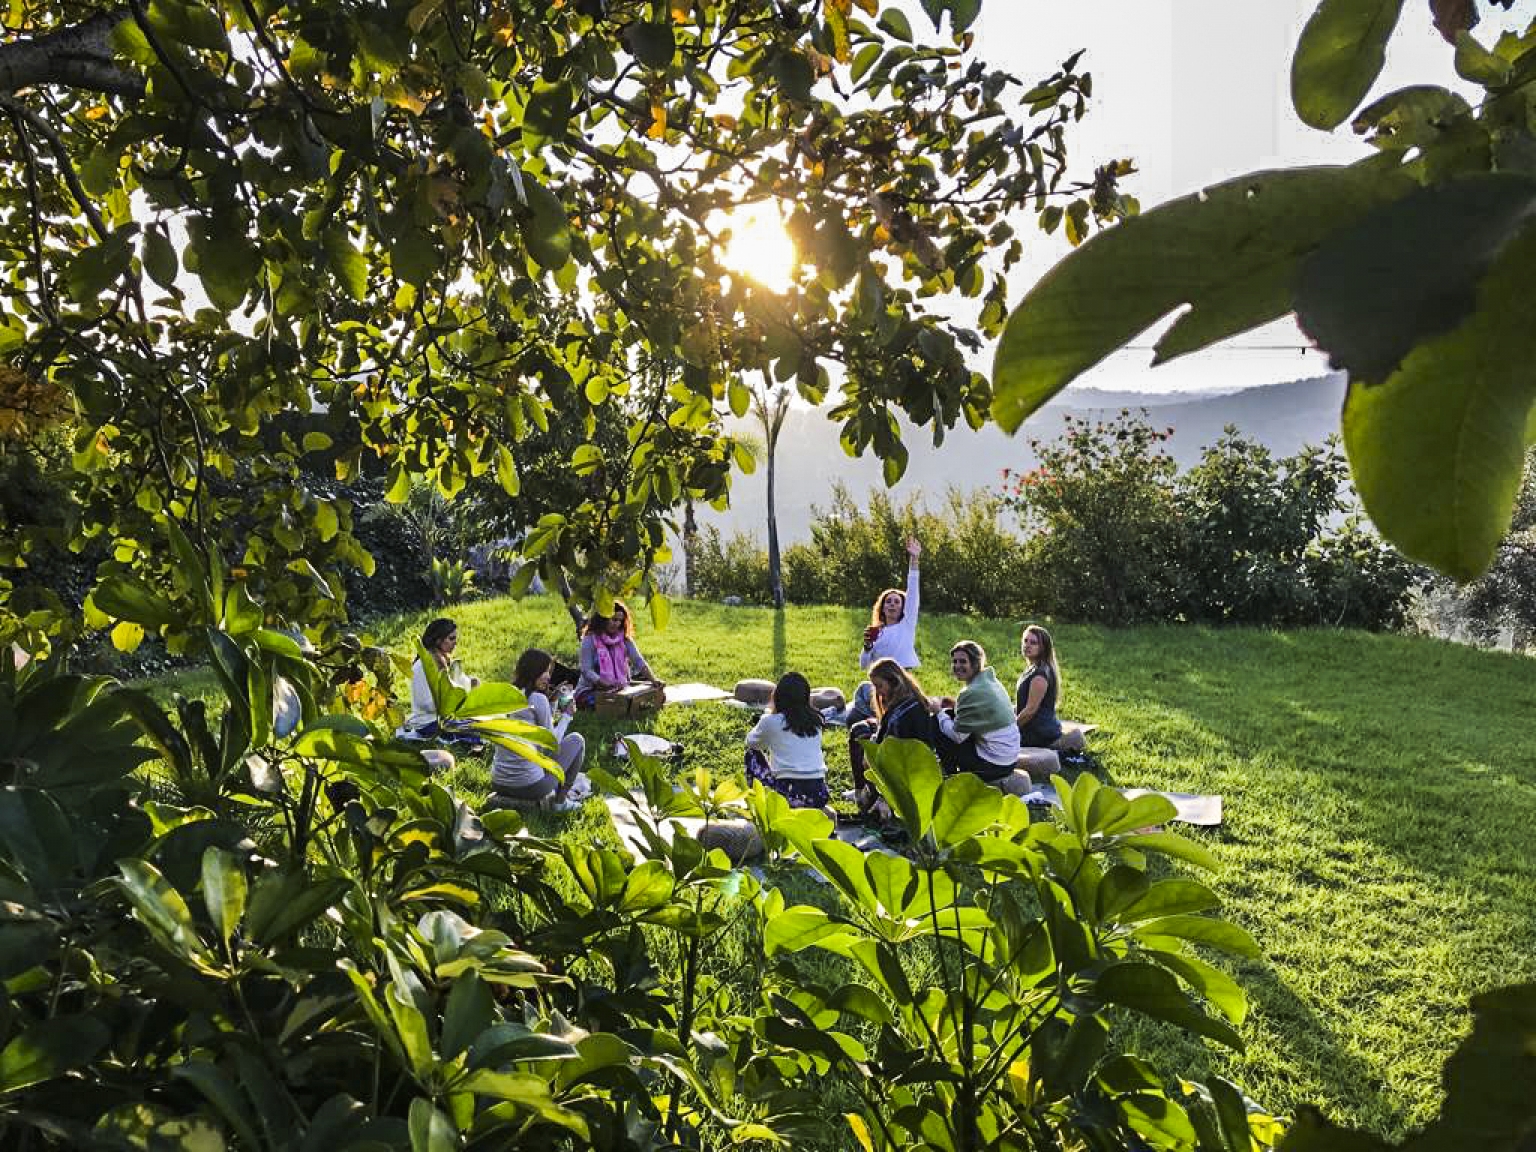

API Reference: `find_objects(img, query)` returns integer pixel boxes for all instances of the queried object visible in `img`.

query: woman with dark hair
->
[744,671,830,809]
[932,640,1019,783]
[1016,624,1064,749]
[405,616,480,737]
[490,648,588,812]
[846,657,938,810]
[575,600,661,710]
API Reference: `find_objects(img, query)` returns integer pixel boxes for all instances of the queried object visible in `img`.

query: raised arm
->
[903,538,920,624]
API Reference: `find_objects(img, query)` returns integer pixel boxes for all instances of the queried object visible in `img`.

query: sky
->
[967,0,1536,394]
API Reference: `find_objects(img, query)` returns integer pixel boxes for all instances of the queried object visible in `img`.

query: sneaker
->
[565,773,593,801]
[840,789,859,803]
[544,797,583,813]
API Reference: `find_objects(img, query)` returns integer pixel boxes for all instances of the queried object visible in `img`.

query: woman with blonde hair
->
[846,657,938,809]
[1015,624,1063,749]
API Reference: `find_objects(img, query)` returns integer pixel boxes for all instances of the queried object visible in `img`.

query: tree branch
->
[0,9,144,99]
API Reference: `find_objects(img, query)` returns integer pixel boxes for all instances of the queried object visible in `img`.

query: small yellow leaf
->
[712,113,737,130]
[853,0,877,13]
[670,0,690,20]
[647,99,667,139]
[845,1114,875,1152]
[111,621,145,653]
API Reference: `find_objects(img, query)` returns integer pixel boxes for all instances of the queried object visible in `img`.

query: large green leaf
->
[1291,0,1407,129]
[117,858,217,967]
[1093,961,1244,1050]
[1296,175,1536,383]
[930,770,1001,847]
[1341,226,1536,580]
[0,1016,110,1093]
[991,164,1410,433]
[523,178,572,271]
[864,737,942,839]
[64,229,134,305]
[200,846,247,950]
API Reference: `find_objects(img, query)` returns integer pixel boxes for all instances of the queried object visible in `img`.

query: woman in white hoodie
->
[847,537,922,727]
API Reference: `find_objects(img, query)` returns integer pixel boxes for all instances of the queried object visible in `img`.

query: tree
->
[750,369,791,608]
[992,0,1535,585]
[0,0,1128,653]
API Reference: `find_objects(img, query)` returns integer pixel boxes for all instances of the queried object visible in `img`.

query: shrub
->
[1002,413,1184,625]
[782,483,1032,616]
[689,524,773,603]
[1001,412,1421,630]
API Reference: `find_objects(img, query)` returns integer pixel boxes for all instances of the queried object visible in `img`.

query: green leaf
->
[143,228,179,290]
[626,21,675,67]
[408,1096,457,1152]
[991,164,1409,433]
[878,8,913,42]
[1454,30,1512,86]
[1341,224,1536,580]
[495,444,519,496]
[930,771,1001,847]
[302,431,333,453]
[0,1016,110,1093]
[64,229,134,305]
[200,846,247,950]
[171,1060,264,1149]
[1291,0,1406,130]
[523,177,571,270]
[442,974,493,1061]
[1118,879,1221,924]
[117,858,215,966]
[864,737,942,840]
[523,80,574,147]
[648,592,669,631]
[324,227,368,301]
[1295,175,1536,384]
[850,44,882,85]
[1147,948,1248,1025]
[191,218,261,313]
[245,869,351,944]
[1093,961,1244,1050]
[1124,830,1220,872]
[391,226,438,288]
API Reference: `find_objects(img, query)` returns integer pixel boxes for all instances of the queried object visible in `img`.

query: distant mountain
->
[698,374,1347,544]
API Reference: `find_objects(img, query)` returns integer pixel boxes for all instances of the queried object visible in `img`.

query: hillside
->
[703,374,1346,543]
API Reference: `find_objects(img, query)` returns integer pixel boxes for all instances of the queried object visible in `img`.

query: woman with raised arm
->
[845,537,922,728]
[490,648,589,812]
[1015,624,1064,749]
[744,671,830,809]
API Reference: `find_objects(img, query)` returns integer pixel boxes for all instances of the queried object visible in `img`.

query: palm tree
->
[750,370,791,608]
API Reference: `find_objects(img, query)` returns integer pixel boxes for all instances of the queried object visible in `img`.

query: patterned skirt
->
[745,749,830,809]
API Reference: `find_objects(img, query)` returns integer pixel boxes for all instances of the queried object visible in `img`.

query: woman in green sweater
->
[930,640,1020,783]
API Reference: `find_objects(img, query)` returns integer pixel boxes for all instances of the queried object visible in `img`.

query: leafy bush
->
[783,484,1033,616]
[689,524,773,604]
[0,543,1286,1151]
[1001,413,1422,629]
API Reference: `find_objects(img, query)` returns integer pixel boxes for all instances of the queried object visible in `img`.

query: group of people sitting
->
[403,537,1062,818]
[743,538,1063,813]
[405,603,660,811]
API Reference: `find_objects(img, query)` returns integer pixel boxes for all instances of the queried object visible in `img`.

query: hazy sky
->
[969,0,1534,393]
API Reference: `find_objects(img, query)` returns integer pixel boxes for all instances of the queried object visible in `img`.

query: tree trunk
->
[557,570,586,642]
[683,495,697,598]
[766,435,784,609]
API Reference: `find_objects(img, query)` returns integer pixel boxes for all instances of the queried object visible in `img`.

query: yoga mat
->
[1027,784,1223,826]
[663,682,733,705]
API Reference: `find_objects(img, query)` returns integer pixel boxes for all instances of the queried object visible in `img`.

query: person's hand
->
[906,537,921,561]
[924,696,943,714]
[863,625,881,649]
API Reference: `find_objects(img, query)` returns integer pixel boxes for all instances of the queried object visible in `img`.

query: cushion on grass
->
[733,679,775,705]
[994,769,1035,797]
[810,686,846,711]
[1052,722,1097,753]
[696,819,765,863]
[1016,747,1061,777]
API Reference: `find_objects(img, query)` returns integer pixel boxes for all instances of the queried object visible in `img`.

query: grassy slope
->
[329,597,1536,1135]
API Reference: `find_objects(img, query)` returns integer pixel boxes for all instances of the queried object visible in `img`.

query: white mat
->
[662,682,733,705]
[1025,783,1223,826]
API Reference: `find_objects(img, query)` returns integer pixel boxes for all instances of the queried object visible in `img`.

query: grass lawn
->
[156,594,1536,1139]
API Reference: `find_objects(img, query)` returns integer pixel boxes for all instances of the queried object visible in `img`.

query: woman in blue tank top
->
[1015,624,1063,748]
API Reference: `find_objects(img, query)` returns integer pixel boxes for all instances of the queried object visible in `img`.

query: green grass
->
[152,595,1536,1138]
